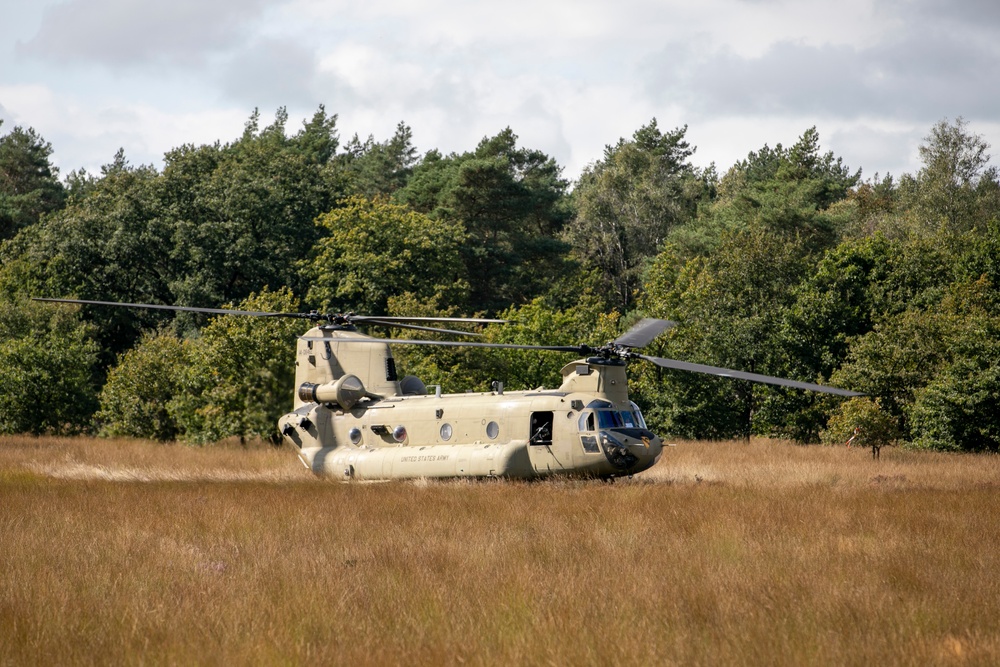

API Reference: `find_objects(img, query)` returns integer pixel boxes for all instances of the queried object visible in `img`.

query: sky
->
[1,0,999,183]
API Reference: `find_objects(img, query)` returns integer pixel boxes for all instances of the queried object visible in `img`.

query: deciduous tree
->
[304,196,468,314]
[0,298,100,434]
[636,228,814,439]
[167,288,303,443]
[97,333,190,441]
[567,120,707,311]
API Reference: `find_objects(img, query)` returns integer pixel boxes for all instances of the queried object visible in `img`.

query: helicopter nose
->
[600,429,663,473]
[628,431,663,467]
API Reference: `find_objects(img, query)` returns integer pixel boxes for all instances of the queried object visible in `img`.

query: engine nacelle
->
[298,374,367,410]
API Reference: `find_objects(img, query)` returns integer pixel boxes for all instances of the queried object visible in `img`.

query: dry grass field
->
[2,436,1000,666]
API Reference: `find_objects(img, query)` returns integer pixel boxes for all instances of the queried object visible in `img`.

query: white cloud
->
[0,83,249,172]
[3,0,1000,183]
[827,121,925,179]
[220,38,320,109]
[17,0,285,67]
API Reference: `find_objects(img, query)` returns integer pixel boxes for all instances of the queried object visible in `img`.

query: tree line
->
[1,108,998,452]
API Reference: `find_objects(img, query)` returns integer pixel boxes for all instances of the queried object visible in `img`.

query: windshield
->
[630,402,648,429]
[579,407,646,431]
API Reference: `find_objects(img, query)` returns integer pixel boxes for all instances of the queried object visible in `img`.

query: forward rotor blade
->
[351,315,507,324]
[301,335,589,354]
[31,297,297,318]
[358,319,483,337]
[614,318,676,348]
[637,354,863,396]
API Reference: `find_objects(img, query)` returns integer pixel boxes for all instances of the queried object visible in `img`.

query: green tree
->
[822,397,899,448]
[672,127,858,257]
[0,107,345,357]
[292,104,340,165]
[830,310,954,439]
[97,333,190,441]
[337,121,418,197]
[0,298,100,434]
[167,107,343,308]
[0,150,173,360]
[167,288,304,443]
[804,152,1000,453]
[566,120,708,311]
[829,284,1000,450]
[0,123,66,240]
[954,219,1000,313]
[903,117,1000,235]
[304,196,468,314]
[397,128,572,312]
[636,228,818,440]
[908,351,1000,453]
[783,230,957,388]
[784,235,891,377]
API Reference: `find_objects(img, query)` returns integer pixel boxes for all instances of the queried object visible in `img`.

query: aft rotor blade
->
[31,297,298,318]
[33,298,505,329]
[302,335,589,354]
[614,318,676,348]
[637,354,864,396]
[358,319,483,337]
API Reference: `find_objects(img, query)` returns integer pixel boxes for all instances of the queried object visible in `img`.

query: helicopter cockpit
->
[575,399,657,470]
[576,399,648,432]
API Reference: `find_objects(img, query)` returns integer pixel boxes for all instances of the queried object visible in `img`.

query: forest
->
[1,108,998,452]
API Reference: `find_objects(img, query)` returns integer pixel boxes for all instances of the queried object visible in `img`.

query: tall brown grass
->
[2,436,999,665]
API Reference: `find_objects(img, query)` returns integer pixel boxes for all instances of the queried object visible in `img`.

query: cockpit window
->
[596,410,621,429]
[630,402,647,429]
[595,408,646,429]
[579,407,646,431]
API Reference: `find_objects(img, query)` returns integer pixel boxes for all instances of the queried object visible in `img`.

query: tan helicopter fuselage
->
[278,327,663,480]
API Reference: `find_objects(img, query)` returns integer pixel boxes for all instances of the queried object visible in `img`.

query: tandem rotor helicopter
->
[36,298,861,481]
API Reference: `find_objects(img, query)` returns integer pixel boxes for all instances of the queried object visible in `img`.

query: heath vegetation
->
[3,436,999,665]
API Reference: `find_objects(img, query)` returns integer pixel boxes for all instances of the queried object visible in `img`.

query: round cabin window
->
[486,421,500,439]
[440,423,453,441]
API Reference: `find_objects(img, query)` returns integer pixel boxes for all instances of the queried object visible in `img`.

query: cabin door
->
[527,410,565,474]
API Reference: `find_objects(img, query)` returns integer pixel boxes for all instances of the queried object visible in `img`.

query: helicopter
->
[34,298,862,481]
